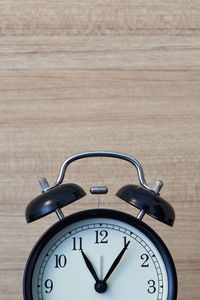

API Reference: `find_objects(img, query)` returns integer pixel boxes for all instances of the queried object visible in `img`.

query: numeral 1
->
[123,236,130,247]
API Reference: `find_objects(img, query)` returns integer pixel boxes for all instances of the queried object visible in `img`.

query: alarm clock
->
[23,151,177,300]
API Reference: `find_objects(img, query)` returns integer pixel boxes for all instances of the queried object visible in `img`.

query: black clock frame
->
[23,209,177,300]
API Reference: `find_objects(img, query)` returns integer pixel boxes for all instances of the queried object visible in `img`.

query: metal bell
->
[25,183,86,223]
[116,185,175,226]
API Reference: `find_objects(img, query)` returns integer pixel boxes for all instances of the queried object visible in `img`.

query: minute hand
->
[103,241,130,282]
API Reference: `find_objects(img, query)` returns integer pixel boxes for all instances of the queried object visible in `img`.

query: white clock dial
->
[32,216,168,300]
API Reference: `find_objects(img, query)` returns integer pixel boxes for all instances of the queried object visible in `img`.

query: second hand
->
[100,255,103,280]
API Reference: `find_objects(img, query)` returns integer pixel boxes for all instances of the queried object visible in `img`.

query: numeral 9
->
[45,279,53,293]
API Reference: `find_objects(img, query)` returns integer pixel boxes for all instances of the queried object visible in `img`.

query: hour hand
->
[81,250,99,282]
[81,251,107,293]
[103,240,130,283]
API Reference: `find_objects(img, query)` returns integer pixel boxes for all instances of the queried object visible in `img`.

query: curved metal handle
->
[41,151,163,194]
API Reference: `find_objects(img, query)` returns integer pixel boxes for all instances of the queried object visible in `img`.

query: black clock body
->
[23,209,177,300]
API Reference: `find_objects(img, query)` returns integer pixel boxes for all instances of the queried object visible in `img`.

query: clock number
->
[72,237,83,250]
[55,254,67,268]
[95,230,108,244]
[147,280,156,294]
[141,254,149,267]
[44,279,53,293]
[123,236,130,247]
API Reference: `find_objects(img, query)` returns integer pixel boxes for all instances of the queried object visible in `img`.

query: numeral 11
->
[72,237,83,250]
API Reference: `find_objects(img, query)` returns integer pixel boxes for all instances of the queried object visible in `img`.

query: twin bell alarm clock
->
[23,151,177,300]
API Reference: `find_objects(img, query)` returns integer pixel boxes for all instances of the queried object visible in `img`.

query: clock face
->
[24,209,177,300]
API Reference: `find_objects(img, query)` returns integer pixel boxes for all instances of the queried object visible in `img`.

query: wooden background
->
[0,1,200,299]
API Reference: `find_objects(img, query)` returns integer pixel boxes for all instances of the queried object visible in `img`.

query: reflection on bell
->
[116,185,175,226]
[25,183,86,223]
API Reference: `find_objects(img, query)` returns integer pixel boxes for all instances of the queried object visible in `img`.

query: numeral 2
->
[141,254,149,267]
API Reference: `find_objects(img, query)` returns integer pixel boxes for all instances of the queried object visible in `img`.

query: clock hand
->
[103,240,130,283]
[81,251,108,293]
[100,255,103,280]
[81,250,99,282]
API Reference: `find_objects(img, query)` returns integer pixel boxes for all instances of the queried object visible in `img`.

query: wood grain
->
[0,1,200,300]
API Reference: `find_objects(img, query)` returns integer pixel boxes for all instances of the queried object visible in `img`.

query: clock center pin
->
[94,280,107,293]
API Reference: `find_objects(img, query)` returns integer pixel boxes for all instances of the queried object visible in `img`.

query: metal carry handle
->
[40,151,163,194]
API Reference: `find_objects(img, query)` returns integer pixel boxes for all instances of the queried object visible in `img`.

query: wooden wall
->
[0,1,200,299]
